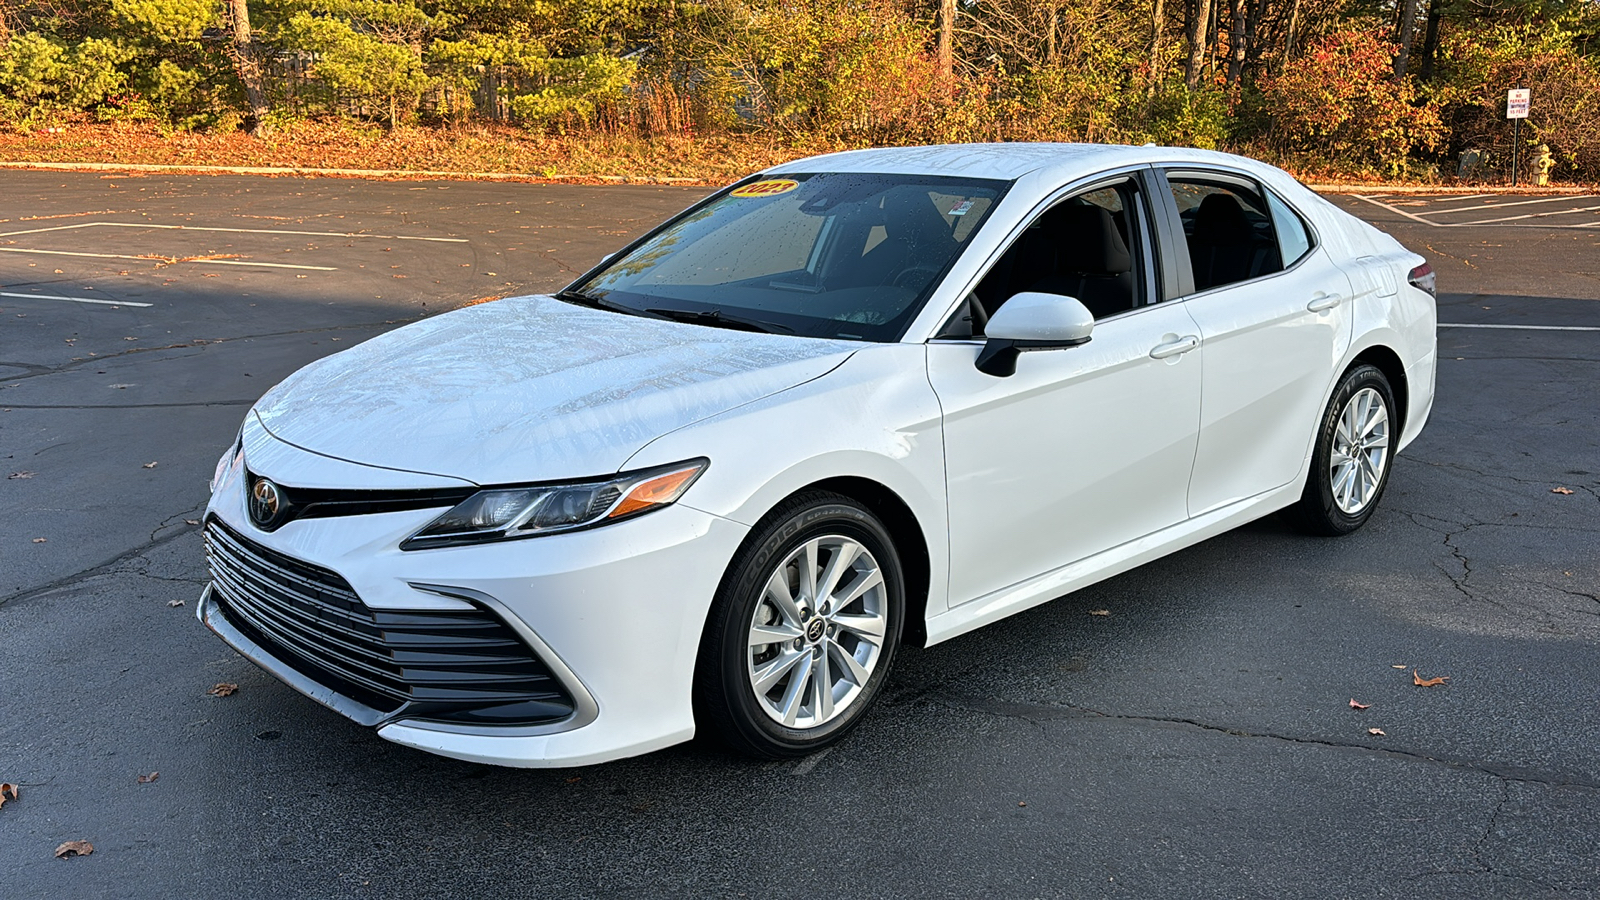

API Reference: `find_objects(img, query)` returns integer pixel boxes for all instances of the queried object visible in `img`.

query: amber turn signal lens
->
[609,466,703,519]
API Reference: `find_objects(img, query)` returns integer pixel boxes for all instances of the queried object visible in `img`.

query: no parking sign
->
[1507,88,1530,119]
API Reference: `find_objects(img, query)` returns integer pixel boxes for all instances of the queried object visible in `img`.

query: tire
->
[1288,364,1397,536]
[694,491,904,758]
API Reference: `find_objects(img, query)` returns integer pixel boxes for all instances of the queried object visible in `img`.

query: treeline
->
[3,0,1600,179]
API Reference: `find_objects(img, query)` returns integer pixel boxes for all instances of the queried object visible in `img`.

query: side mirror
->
[975,292,1094,377]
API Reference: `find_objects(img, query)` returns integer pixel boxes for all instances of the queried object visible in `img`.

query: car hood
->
[252,295,857,485]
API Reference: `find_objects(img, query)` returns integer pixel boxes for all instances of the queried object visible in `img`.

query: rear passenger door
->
[1155,169,1355,516]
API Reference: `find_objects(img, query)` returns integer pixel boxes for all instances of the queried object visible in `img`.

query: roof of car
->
[764,143,1267,182]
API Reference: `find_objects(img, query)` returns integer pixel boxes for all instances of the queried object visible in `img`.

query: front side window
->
[1167,177,1284,292]
[946,178,1148,338]
[572,173,1008,342]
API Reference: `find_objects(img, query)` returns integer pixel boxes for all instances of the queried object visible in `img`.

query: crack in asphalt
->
[0,521,200,609]
[924,692,1600,791]
[0,317,421,385]
[1,400,256,409]
[1402,455,1600,501]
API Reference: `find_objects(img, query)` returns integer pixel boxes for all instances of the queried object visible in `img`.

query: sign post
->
[1507,88,1531,186]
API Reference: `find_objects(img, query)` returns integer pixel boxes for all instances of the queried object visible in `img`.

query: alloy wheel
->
[745,535,888,729]
[1329,386,1390,515]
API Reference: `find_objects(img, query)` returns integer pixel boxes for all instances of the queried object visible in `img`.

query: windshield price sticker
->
[948,200,975,216]
[731,179,799,198]
[1507,88,1530,119]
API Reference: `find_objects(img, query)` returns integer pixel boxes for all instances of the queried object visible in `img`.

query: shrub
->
[1254,28,1443,177]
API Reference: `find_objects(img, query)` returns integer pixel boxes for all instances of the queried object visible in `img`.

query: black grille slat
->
[205,520,575,725]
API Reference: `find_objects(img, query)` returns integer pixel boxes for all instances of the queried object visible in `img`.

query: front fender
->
[623,344,951,618]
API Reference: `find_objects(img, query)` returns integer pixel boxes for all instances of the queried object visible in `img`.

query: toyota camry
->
[200,143,1437,766]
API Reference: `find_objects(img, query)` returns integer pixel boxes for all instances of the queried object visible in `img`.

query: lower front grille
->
[205,519,575,726]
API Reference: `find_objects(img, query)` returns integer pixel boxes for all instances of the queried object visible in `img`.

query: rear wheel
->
[694,491,904,758]
[1289,364,1396,536]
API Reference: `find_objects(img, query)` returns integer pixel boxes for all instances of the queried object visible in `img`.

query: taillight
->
[1408,262,1436,298]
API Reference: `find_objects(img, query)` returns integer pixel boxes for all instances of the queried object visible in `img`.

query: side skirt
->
[924,480,1301,646]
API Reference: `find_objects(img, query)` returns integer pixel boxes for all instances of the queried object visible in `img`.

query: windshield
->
[571,172,1010,342]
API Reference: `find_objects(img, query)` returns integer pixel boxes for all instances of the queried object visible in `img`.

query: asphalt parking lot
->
[2,172,1597,899]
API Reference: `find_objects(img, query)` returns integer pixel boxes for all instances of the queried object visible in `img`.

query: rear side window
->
[1166,177,1283,292]
[1266,191,1313,266]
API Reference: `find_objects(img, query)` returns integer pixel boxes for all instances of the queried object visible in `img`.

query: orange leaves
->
[1551,487,1574,495]
[207,682,239,697]
[1413,669,1449,687]
[0,783,17,810]
[1349,699,1370,710]
[55,838,94,858]
[1368,728,1386,736]
[1088,609,1110,617]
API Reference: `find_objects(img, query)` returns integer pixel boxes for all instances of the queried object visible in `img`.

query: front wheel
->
[694,491,904,758]
[1288,364,1397,536]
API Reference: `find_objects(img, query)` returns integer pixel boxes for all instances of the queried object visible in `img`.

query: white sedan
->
[200,144,1437,767]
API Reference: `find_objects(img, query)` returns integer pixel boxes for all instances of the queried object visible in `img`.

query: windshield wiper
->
[554,288,619,310]
[644,307,793,335]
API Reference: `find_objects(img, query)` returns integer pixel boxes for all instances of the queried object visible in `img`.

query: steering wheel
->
[890,265,942,291]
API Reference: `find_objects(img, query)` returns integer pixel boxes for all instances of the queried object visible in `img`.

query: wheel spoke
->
[812,653,833,721]
[829,640,872,685]
[764,569,805,626]
[833,611,886,641]
[753,649,807,694]
[779,658,811,726]
[749,622,803,647]
[816,539,861,606]
[799,539,820,605]
[836,568,884,607]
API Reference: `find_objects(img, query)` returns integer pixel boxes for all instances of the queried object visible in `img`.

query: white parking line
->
[0,221,468,241]
[1451,204,1600,226]
[0,247,336,270]
[1426,194,1598,215]
[0,290,152,308]
[1353,194,1600,229]
[1439,323,1600,332]
[1353,195,1438,225]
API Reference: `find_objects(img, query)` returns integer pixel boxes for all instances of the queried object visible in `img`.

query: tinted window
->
[576,172,1007,342]
[1167,178,1283,292]
[1266,191,1313,266]
[956,178,1147,335]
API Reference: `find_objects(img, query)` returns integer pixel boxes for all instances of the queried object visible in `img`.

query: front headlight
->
[210,430,243,494]
[401,458,708,550]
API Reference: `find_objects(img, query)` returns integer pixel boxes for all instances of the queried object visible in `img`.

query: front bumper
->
[202,438,749,767]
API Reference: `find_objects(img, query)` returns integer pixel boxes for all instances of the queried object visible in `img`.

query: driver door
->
[927,174,1205,607]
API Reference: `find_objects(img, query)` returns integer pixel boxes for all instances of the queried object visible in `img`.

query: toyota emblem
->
[250,478,283,527]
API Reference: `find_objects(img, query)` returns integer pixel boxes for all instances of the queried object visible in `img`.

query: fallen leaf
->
[1349,699,1370,710]
[1391,664,1407,669]
[166,599,184,608]
[565,776,581,784]
[1088,609,1110,616]
[1551,487,1574,495]
[184,519,199,526]
[137,772,158,784]
[1413,669,1449,687]
[1018,801,1027,807]
[32,537,46,543]
[122,336,137,341]
[0,782,17,809]
[54,840,93,858]
[8,471,35,479]
[208,682,238,697]
[142,461,157,469]
[1368,728,1386,736]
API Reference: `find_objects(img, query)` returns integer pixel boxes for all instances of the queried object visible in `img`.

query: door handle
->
[1307,293,1343,312]
[1149,335,1199,359]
